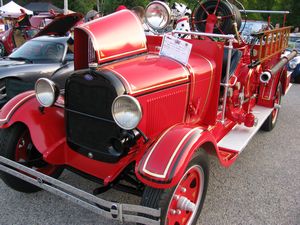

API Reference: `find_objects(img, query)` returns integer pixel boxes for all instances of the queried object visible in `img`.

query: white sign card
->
[159,34,192,66]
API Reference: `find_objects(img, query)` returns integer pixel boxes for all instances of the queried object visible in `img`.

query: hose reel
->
[192,0,242,35]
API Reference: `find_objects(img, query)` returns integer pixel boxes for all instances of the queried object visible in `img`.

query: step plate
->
[218,106,273,153]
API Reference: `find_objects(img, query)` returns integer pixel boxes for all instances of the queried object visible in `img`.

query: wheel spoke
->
[216,25,225,34]
[199,3,209,16]
[193,19,207,24]
[219,14,234,20]
[213,0,221,15]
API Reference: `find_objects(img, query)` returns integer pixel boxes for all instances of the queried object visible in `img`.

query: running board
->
[217,106,273,153]
[0,156,160,225]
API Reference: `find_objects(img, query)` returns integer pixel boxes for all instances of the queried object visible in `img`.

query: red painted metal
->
[0,8,292,191]
[15,129,58,175]
[102,54,190,95]
[136,125,219,188]
[74,9,147,68]
[167,166,203,225]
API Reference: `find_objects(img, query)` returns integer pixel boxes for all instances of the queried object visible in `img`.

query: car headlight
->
[35,78,59,107]
[145,1,171,30]
[112,95,142,130]
[289,61,297,69]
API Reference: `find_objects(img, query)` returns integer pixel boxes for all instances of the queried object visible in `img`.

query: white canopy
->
[0,1,33,15]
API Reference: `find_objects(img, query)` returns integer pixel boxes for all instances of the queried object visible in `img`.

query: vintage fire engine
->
[0,1,296,225]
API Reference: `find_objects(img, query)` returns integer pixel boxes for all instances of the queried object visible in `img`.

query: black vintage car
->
[0,12,83,107]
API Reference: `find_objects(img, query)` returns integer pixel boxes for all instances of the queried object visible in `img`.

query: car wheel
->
[0,42,6,57]
[140,150,209,225]
[0,123,63,193]
[261,82,282,131]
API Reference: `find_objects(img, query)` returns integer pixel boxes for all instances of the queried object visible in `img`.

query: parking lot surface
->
[0,85,299,225]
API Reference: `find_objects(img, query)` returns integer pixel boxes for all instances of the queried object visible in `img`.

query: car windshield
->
[9,39,65,63]
[241,21,268,36]
[288,36,300,49]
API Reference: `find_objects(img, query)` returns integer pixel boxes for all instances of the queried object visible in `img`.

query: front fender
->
[0,91,65,164]
[136,124,218,189]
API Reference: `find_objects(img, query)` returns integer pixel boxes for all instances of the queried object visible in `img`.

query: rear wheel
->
[261,82,282,131]
[140,151,209,225]
[0,123,63,193]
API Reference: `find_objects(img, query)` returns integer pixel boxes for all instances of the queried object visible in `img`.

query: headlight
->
[35,78,59,107]
[289,61,297,69]
[112,95,142,130]
[145,1,171,30]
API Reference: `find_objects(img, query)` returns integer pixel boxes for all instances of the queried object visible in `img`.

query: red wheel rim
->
[15,130,58,175]
[166,165,204,225]
[271,86,281,125]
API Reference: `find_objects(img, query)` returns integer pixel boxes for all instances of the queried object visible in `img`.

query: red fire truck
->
[0,1,296,225]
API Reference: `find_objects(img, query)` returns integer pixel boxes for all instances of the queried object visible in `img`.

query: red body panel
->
[103,54,190,95]
[75,10,147,68]
[137,84,189,138]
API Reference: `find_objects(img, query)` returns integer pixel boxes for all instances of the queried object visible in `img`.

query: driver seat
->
[221,48,242,81]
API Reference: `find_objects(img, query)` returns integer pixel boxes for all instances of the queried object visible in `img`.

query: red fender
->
[0,91,66,164]
[0,92,141,183]
[136,124,218,189]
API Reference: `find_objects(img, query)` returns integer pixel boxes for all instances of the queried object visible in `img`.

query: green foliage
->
[6,0,300,27]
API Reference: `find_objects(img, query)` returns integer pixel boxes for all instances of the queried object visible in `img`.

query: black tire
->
[0,42,6,57]
[140,150,209,225]
[193,0,241,34]
[261,82,282,131]
[0,123,63,193]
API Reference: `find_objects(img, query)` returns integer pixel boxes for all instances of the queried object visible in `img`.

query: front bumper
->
[0,156,161,225]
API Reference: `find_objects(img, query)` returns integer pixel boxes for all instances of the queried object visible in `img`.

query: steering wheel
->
[191,0,241,35]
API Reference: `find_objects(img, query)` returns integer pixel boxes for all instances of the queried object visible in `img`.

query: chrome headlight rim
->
[145,0,171,30]
[112,95,142,130]
[35,78,59,107]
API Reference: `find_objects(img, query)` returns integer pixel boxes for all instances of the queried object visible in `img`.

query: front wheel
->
[140,150,209,225]
[0,123,63,193]
[261,82,282,131]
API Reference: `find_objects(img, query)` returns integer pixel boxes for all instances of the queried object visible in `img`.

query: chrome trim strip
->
[0,156,160,225]
[240,10,289,14]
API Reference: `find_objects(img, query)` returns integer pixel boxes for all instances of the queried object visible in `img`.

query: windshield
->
[288,36,300,49]
[241,21,268,36]
[9,39,65,63]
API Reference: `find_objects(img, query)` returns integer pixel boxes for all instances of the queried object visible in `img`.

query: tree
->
[6,0,300,27]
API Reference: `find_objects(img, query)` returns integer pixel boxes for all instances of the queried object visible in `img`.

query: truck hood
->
[34,12,83,37]
[103,54,190,95]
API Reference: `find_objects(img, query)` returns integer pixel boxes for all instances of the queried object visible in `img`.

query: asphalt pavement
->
[0,84,299,225]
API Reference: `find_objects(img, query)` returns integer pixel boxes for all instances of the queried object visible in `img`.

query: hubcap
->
[166,165,204,225]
